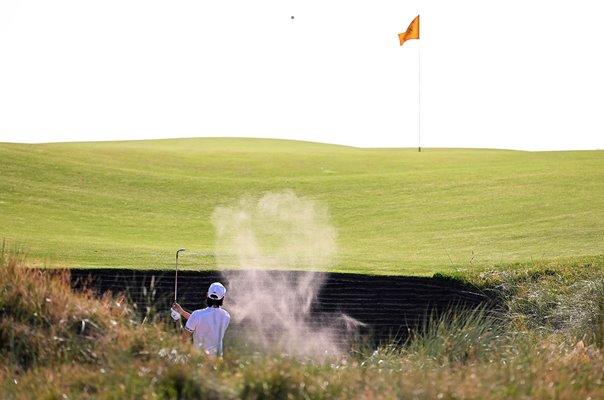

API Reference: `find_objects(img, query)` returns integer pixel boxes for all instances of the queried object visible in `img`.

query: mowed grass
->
[0,138,603,275]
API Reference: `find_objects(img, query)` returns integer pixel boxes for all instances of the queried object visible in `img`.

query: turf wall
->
[70,269,493,343]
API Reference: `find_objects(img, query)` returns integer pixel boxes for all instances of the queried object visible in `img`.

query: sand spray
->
[212,191,362,358]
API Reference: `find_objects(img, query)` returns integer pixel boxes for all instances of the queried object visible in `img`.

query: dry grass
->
[0,251,131,369]
[1,253,603,399]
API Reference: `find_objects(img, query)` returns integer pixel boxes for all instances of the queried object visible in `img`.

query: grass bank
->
[1,254,603,399]
[1,139,603,275]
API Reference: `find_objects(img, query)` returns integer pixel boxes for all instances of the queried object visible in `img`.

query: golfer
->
[172,282,231,356]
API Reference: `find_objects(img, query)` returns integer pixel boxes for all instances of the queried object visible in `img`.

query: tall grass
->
[469,257,604,346]
[0,252,131,369]
[1,256,603,399]
[402,307,504,364]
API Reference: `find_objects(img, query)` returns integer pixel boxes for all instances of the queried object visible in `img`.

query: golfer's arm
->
[180,310,191,320]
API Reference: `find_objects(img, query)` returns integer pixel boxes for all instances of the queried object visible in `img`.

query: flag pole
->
[417,32,421,152]
[399,15,421,151]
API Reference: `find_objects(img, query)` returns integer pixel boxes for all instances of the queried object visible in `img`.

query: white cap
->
[208,282,226,300]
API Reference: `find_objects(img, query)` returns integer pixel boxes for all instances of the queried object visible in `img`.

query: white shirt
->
[185,307,231,356]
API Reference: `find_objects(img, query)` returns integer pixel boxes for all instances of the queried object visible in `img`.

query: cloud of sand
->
[212,191,361,358]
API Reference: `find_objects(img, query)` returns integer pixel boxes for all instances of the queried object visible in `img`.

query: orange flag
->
[399,15,420,46]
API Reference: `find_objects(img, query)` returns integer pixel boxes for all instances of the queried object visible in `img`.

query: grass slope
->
[1,138,603,275]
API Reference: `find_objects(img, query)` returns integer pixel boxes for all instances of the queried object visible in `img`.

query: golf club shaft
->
[175,255,178,302]
[175,248,186,302]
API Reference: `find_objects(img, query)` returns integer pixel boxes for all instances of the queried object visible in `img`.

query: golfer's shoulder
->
[194,307,211,316]
[190,308,210,318]
[213,307,230,318]
[196,307,229,319]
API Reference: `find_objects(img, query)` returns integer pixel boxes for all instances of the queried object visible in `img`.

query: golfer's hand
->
[172,302,184,315]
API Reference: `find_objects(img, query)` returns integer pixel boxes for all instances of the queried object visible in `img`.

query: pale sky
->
[0,0,602,150]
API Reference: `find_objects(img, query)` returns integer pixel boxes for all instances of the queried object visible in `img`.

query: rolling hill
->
[1,138,602,275]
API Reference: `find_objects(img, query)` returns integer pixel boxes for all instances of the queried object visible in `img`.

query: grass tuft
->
[403,307,504,364]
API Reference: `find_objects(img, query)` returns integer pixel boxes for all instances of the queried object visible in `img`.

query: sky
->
[0,0,602,150]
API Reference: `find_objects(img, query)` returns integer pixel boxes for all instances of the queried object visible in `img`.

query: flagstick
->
[417,38,422,153]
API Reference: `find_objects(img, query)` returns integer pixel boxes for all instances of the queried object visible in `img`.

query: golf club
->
[175,248,186,301]
[171,248,186,321]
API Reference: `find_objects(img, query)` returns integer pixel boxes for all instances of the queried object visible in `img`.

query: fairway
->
[1,138,603,275]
